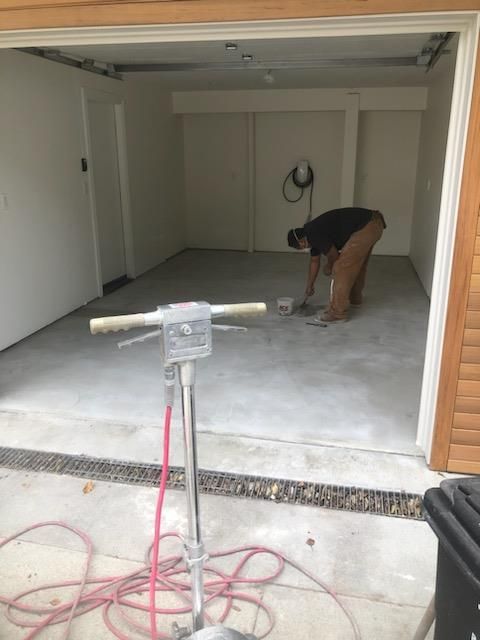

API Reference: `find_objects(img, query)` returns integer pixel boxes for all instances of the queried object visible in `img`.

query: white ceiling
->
[57,33,457,90]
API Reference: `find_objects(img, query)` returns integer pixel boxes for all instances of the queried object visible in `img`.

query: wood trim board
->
[1,1,480,31]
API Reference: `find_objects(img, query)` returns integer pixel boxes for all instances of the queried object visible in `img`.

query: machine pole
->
[179,360,205,633]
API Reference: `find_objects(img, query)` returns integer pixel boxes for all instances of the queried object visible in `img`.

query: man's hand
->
[305,285,315,298]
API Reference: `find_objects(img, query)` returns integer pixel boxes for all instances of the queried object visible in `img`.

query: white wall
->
[0,51,185,351]
[173,87,427,113]
[355,111,422,255]
[254,111,345,251]
[184,113,249,250]
[181,89,424,255]
[124,78,186,274]
[410,58,455,296]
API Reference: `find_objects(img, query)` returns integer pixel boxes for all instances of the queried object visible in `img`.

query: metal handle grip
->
[90,313,146,335]
[221,303,267,318]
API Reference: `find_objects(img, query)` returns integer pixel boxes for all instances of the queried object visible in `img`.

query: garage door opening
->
[0,17,475,468]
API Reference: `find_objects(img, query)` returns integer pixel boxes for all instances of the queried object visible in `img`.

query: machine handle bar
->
[90,302,266,335]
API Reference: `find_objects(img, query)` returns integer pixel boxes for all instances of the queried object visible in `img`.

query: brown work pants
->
[328,212,385,319]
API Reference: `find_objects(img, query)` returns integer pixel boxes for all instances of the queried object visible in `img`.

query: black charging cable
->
[282,167,315,221]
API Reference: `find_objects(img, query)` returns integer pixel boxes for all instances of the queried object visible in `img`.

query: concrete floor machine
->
[91,300,266,640]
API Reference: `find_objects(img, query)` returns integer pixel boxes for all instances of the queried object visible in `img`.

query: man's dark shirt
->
[304,207,373,256]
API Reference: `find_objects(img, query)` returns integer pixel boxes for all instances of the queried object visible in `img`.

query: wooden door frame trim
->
[0,1,480,30]
[1,10,479,467]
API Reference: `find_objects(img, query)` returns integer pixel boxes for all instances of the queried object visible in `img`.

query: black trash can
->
[423,477,480,640]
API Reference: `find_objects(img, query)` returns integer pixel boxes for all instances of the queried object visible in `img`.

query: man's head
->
[287,227,310,251]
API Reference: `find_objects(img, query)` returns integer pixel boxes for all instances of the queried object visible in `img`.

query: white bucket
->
[277,297,294,316]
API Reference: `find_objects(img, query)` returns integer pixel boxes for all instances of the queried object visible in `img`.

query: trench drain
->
[0,446,423,520]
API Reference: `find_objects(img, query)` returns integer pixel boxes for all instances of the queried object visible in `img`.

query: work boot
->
[318,310,347,324]
[349,294,363,307]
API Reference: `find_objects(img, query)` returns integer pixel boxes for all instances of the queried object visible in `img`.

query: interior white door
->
[88,100,126,285]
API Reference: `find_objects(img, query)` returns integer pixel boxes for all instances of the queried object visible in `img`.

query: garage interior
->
[0,24,467,640]
[0,32,456,459]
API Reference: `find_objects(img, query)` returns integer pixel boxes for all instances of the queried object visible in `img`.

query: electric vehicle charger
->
[282,160,314,222]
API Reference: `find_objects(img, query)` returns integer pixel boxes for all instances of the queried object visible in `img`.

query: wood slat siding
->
[453,413,480,429]
[466,311,480,328]
[446,227,480,471]
[461,346,480,363]
[452,429,480,445]
[455,396,480,413]
[459,363,480,379]
[450,236,480,472]
[431,40,480,474]
[468,293,480,310]
[447,459,480,474]
[1,0,480,30]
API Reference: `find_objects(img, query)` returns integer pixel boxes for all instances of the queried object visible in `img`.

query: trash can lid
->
[424,477,480,586]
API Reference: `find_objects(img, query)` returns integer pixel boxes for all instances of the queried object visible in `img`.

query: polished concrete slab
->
[0,470,436,639]
[0,251,429,457]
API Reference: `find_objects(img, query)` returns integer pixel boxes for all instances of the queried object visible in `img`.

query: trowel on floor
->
[294,295,315,317]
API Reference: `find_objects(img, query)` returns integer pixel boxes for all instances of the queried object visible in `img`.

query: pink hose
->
[0,405,361,640]
[150,403,172,640]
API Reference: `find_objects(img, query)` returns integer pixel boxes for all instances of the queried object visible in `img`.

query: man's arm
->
[323,246,339,276]
[305,255,321,297]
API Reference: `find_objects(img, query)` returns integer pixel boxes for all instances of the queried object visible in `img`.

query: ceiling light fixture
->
[242,54,254,62]
[225,42,238,51]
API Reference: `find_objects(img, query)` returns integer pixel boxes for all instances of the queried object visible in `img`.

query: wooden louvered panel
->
[466,311,480,328]
[453,412,480,429]
[459,363,480,380]
[447,459,480,474]
[473,256,480,273]
[461,346,480,363]
[452,429,480,445]
[449,444,480,462]
[454,396,480,414]
[457,380,480,396]
[463,329,480,346]
[470,275,480,293]
[468,293,480,310]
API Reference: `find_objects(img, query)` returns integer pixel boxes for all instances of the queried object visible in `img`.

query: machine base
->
[173,624,256,640]
[189,627,256,639]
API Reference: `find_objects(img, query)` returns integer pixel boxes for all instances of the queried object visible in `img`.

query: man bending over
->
[287,207,386,323]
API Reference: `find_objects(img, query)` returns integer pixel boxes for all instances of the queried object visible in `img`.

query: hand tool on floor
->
[294,294,315,317]
[297,295,309,312]
[90,301,266,640]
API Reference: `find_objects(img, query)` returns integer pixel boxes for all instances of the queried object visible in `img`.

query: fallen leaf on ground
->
[306,538,315,548]
[50,598,61,606]
[83,480,95,494]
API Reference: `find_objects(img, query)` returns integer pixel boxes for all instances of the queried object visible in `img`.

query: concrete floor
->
[0,469,435,640]
[0,251,444,638]
[0,250,429,457]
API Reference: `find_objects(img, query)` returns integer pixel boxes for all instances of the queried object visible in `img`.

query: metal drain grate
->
[0,446,423,520]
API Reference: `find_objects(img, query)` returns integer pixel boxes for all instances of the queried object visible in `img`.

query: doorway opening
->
[0,13,478,468]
